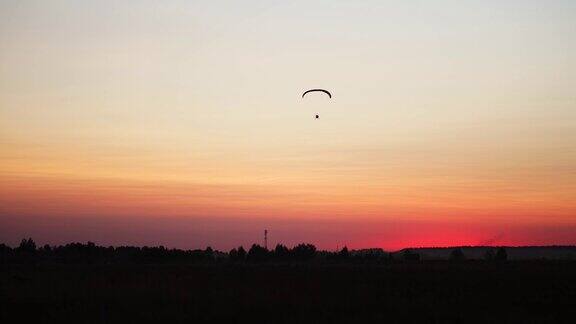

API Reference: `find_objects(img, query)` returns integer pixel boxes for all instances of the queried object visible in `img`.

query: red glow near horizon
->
[1,209,575,251]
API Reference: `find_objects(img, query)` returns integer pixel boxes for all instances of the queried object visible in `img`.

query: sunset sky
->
[1,1,575,250]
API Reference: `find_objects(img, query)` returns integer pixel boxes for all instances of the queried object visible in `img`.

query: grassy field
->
[1,261,575,323]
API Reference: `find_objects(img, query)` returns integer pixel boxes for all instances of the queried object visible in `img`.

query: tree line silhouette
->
[0,238,510,265]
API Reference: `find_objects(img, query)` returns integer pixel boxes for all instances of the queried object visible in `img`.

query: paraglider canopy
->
[302,89,332,98]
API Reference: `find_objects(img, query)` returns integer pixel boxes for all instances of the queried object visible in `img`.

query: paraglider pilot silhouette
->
[302,89,331,119]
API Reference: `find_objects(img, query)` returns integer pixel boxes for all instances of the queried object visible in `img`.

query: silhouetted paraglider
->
[302,89,332,98]
[302,89,331,119]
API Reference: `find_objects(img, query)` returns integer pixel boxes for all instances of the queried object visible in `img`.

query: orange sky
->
[1,1,575,250]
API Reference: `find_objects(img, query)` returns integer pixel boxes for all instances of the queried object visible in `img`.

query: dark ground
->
[1,261,575,323]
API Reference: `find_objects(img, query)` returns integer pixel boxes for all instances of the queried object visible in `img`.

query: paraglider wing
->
[302,89,332,98]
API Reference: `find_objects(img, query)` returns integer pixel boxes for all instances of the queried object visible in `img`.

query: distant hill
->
[395,246,576,260]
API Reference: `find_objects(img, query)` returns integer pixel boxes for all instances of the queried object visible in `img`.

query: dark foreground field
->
[1,262,575,323]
